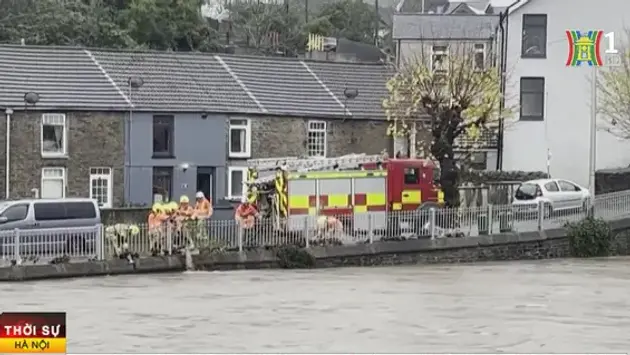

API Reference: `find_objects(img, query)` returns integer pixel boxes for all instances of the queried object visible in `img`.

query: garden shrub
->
[566,217,613,257]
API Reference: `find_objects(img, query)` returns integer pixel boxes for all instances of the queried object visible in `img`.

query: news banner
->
[0,312,626,355]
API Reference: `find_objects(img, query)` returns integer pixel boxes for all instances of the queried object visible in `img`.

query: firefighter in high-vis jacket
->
[316,215,344,239]
[235,196,259,229]
[148,203,169,255]
[105,223,140,262]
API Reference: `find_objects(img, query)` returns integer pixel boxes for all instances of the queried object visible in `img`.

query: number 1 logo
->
[566,30,617,67]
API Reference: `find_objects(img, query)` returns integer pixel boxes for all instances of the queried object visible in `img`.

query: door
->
[557,180,584,209]
[196,167,214,200]
[542,180,563,209]
[0,204,33,230]
[388,161,423,210]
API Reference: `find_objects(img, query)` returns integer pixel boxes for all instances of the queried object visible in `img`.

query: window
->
[65,202,97,219]
[544,181,559,192]
[404,168,419,184]
[34,202,96,221]
[228,167,247,198]
[41,113,67,157]
[152,167,173,202]
[229,118,251,158]
[431,45,448,74]
[307,120,327,157]
[1,204,28,222]
[34,203,65,220]
[90,167,113,208]
[558,180,581,192]
[474,44,485,70]
[515,183,539,200]
[153,115,174,157]
[520,77,545,121]
[41,167,65,199]
[522,14,547,58]
[469,152,487,170]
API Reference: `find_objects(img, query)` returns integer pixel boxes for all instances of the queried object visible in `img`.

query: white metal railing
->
[1,190,630,266]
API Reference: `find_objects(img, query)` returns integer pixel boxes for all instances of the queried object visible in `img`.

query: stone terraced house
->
[0,45,395,206]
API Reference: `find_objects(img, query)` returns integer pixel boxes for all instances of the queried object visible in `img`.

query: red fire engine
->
[244,154,443,231]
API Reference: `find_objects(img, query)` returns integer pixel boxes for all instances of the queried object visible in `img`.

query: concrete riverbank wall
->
[3,218,630,281]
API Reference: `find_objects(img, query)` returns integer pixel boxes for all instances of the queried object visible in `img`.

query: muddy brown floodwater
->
[3,259,630,353]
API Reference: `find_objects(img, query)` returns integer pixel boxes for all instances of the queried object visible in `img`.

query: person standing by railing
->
[235,196,260,248]
[192,192,212,247]
[235,196,259,228]
[148,202,168,255]
[316,215,344,240]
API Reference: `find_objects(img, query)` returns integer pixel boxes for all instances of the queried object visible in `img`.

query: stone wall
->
[0,110,125,202]
[3,218,630,281]
[194,218,630,270]
[249,116,391,158]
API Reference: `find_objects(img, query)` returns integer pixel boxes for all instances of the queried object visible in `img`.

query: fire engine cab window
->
[404,168,419,184]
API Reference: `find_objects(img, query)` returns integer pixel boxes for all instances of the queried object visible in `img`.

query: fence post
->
[537,200,544,230]
[237,226,243,252]
[304,217,310,248]
[95,224,104,260]
[488,204,494,235]
[368,213,374,244]
[13,228,20,263]
[429,208,437,239]
[166,227,173,255]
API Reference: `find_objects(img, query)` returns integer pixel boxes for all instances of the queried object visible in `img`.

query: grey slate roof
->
[90,50,259,112]
[306,61,395,119]
[0,46,129,109]
[217,55,346,116]
[393,13,499,39]
[0,45,393,119]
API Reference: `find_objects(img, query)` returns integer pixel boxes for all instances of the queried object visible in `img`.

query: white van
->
[0,198,101,257]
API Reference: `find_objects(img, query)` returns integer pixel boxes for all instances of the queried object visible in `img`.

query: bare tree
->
[383,42,511,207]
[598,31,630,138]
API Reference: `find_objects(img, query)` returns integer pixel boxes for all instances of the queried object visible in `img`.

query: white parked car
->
[512,179,591,216]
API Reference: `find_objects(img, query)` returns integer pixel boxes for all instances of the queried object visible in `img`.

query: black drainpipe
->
[496,5,512,171]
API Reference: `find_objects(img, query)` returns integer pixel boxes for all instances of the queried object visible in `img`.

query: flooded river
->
[3,259,630,353]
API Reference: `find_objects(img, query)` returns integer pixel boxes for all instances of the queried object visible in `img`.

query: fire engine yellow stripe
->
[327,194,348,207]
[288,171,387,179]
[308,207,317,215]
[354,205,368,213]
[289,195,309,208]
[438,190,444,203]
[401,190,421,204]
[366,193,386,206]
[392,203,402,210]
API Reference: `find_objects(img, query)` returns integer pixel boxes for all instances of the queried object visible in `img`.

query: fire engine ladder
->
[247,154,384,184]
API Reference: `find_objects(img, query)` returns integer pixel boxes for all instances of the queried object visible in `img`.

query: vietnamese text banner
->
[0,312,66,354]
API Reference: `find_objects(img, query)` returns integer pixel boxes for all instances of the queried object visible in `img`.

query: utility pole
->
[588,66,597,205]
[305,0,308,23]
[374,0,379,46]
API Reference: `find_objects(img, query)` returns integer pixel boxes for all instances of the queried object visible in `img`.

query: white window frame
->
[41,167,66,199]
[227,166,248,199]
[89,167,113,208]
[474,43,486,71]
[307,120,327,157]
[431,45,449,75]
[228,118,251,158]
[41,113,68,158]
